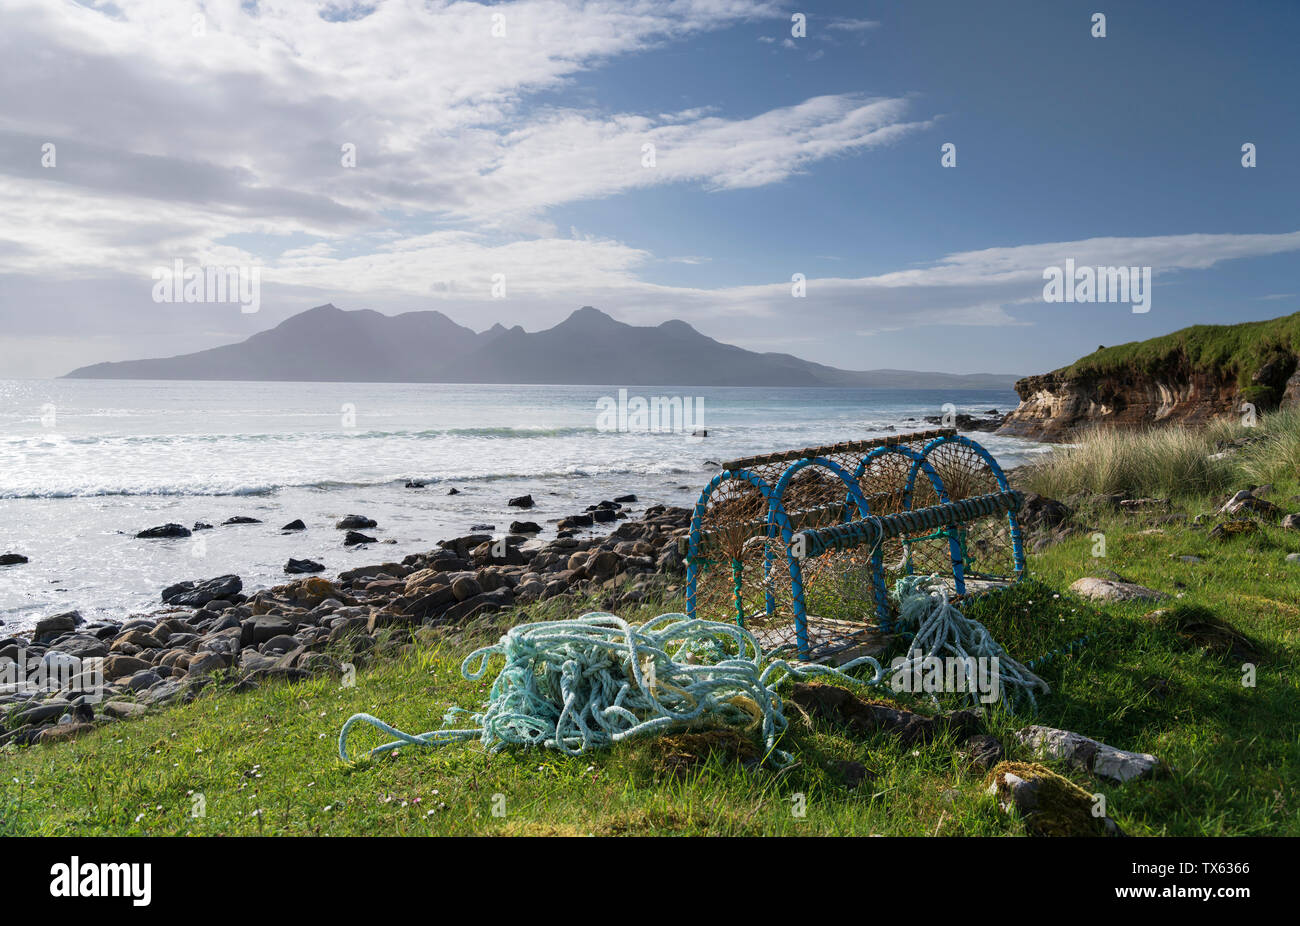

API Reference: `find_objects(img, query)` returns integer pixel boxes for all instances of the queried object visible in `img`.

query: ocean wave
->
[0,463,705,499]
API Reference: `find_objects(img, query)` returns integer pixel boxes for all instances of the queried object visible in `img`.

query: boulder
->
[162,575,243,607]
[510,521,542,534]
[336,515,378,530]
[344,531,377,546]
[48,634,108,659]
[103,654,153,680]
[1208,519,1259,540]
[1016,724,1162,783]
[137,523,191,539]
[281,519,307,531]
[242,615,294,647]
[1281,513,1300,531]
[986,762,1124,836]
[34,610,83,642]
[222,516,262,525]
[285,558,325,574]
[0,553,27,566]
[507,494,535,509]
[103,700,148,719]
[1068,577,1167,603]
[451,575,483,601]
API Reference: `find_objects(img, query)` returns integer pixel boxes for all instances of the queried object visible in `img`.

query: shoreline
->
[0,497,694,746]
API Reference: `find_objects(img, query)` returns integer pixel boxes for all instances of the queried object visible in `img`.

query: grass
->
[1059,311,1300,406]
[1019,406,1300,500]
[4,427,1300,836]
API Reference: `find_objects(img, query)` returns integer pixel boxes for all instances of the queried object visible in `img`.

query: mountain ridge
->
[63,304,1022,388]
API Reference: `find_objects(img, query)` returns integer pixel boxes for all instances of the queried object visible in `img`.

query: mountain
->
[999,311,1300,440]
[64,304,1021,388]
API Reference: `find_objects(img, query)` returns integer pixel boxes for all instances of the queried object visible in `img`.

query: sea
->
[0,380,1051,634]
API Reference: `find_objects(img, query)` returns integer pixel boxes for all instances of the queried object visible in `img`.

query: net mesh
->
[690,430,1021,659]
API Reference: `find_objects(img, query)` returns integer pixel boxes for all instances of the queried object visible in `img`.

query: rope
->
[338,612,883,767]
[889,574,1050,710]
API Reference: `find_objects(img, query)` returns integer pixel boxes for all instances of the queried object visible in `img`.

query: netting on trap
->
[685,430,1026,661]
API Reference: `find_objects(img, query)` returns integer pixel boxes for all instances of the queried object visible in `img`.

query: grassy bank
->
[4,423,1300,836]
[1018,406,1300,499]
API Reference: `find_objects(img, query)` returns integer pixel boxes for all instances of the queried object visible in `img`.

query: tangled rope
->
[890,574,1050,709]
[339,612,882,767]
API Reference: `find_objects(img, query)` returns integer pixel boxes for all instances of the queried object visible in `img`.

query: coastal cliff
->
[999,312,1300,441]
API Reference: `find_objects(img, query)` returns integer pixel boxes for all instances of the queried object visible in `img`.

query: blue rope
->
[339,612,883,767]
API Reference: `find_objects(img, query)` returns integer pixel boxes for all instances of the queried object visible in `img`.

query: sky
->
[1,0,1298,378]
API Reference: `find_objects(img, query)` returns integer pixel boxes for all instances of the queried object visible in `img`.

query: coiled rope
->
[338,612,883,767]
[890,574,1050,709]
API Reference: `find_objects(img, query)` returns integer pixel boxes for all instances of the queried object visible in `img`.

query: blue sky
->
[1,0,1298,377]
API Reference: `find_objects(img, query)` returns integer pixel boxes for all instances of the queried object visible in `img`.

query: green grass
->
[1059,311,1300,405]
[4,443,1300,836]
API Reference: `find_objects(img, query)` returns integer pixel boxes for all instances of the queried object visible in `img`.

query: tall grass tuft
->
[1019,424,1236,499]
[1239,406,1300,486]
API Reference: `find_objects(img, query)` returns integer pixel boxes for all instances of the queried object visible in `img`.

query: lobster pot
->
[913,436,1022,590]
[687,430,1026,661]
[688,473,782,631]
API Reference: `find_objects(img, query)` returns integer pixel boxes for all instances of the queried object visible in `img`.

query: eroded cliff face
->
[998,362,1300,442]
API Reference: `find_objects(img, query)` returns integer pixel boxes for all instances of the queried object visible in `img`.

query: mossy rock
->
[985,761,1121,836]
[1208,519,1259,540]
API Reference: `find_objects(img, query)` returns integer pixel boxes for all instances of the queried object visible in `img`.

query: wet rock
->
[405,481,425,489]
[508,494,535,509]
[510,521,541,534]
[344,531,377,546]
[285,558,325,574]
[558,513,595,530]
[138,523,192,539]
[34,611,83,642]
[223,516,262,525]
[336,514,377,530]
[193,522,214,531]
[1069,577,1167,603]
[162,575,243,607]
[614,494,637,504]
[0,553,27,566]
[1016,724,1162,783]
[281,519,306,531]
[446,487,460,495]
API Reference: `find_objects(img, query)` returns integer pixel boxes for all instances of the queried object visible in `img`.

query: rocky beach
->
[0,496,694,746]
